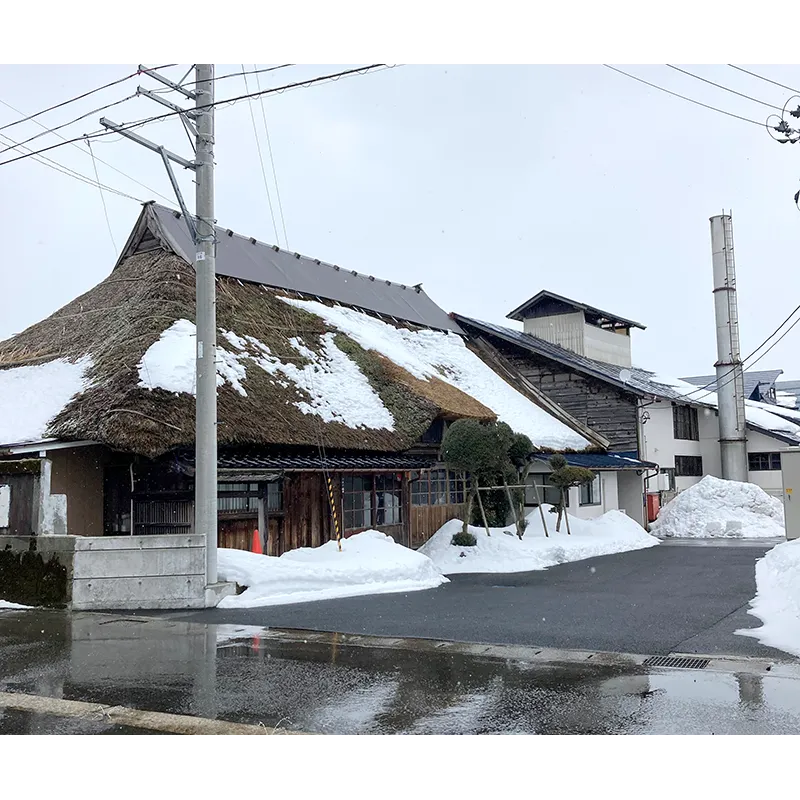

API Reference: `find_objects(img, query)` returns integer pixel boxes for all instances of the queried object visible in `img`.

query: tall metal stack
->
[710,213,748,482]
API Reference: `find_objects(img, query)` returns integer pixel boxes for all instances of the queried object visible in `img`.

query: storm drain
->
[642,655,710,670]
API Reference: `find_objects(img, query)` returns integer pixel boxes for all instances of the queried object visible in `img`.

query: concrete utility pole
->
[101,64,219,591]
[194,65,218,586]
[710,213,748,482]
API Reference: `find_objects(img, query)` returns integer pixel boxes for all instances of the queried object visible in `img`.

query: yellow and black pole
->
[325,474,342,552]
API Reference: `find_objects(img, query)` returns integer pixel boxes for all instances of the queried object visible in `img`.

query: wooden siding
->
[409,503,464,549]
[487,338,639,452]
[0,473,36,536]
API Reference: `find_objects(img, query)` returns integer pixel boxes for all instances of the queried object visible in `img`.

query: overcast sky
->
[2,64,800,380]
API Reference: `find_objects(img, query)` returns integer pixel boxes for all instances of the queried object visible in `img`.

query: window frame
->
[748,452,782,472]
[342,474,403,530]
[675,455,703,477]
[579,474,602,506]
[673,404,700,441]
[410,469,467,507]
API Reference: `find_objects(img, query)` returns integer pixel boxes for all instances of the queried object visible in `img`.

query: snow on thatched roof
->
[0,247,593,457]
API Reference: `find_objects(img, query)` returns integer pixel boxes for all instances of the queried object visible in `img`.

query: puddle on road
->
[1,609,799,734]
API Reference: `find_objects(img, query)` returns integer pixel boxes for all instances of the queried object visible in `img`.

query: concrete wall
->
[523,311,585,354]
[617,471,645,527]
[71,534,207,610]
[582,323,632,367]
[49,446,110,536]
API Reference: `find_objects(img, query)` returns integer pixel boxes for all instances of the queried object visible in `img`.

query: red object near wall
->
[646,493,660,524]
[251,528,263,554]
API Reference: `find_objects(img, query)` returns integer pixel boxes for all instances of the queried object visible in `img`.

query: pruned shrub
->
[451,531,478,547]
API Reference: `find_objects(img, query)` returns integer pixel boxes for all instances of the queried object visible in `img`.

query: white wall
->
[582,324,632,367]
[523,311,585,354]
[746,430,786,497]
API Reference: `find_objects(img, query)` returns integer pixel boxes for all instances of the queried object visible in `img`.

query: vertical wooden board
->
[310,474,322,548]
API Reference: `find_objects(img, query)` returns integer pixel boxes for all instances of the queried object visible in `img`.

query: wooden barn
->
[0,203,603,555]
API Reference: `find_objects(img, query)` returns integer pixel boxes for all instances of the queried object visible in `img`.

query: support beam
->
[99,118,197,170]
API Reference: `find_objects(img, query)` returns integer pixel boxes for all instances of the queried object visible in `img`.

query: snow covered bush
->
[651,475,785,539]
[451,531,477,547]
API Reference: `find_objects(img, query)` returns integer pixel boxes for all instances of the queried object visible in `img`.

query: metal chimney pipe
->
[710,213,748,482]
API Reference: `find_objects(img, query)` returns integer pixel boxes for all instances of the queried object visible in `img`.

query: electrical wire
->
[0,96,178,207]
[0,64,395,169]
[0,93,137,157]
[86,137,118,253]
[254,64,289,247]
[728,65,800,95]
[0,64,175,133]
[603,65,766,127]
[0,129,144,202]
[665,64,783,111]
[177,64,294,90]
[242,65,280,245]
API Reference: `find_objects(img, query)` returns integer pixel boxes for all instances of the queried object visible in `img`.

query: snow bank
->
[217,530,448,608]
[0,356,92,445]
[0,600,34,610]
[419,508,658,575]
[651,475,785,539]
[737,540,800,658]
[280,297,590,451]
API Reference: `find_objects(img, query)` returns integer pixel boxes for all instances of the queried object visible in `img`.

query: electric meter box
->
[780,447,800,540]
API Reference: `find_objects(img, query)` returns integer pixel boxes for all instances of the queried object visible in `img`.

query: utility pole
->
[194,65,218,586]
[710,212,748,482]
[100,64,219,591]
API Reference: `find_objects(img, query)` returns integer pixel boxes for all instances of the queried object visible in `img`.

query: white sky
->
[2,62,800,380]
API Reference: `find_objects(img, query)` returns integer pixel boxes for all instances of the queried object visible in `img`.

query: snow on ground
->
[419,508,658,575]
[138,319,393,430]
[0,600,34,610]
[0,356,92,445]
[648,372,800,441]
[737,539,800,658]
[280,297,590,450]
[217,530,448,608]
[651,475,785,539]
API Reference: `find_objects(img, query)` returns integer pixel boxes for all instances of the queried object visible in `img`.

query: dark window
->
[673,405,699,441]
[748,452,782,471]
[343,474,403,529]
[104,465,132,535]
[266,481,283,512]
[411,469,466,506]
[675,455,703,477]
[218,482,259,514]
[580,474,602,506]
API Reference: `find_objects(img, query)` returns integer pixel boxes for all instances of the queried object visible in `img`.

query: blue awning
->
[531,451,658,471]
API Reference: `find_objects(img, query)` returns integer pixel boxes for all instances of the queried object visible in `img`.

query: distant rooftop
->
[506,290,646,330]
[682,370,782,402]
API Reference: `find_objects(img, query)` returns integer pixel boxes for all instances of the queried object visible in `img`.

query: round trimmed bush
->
[451,531,478,547]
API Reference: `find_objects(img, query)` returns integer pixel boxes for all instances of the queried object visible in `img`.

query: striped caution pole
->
[326,474,342,552]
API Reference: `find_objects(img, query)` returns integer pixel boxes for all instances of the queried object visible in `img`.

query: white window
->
[580,474,602,506]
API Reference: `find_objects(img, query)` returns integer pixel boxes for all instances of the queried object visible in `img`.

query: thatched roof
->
[0,206,597,458]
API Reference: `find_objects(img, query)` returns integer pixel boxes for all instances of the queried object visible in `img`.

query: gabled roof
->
[682,370,783,400]
[506,290,646,330]
[453,314,800,446]
[117,203,462,334]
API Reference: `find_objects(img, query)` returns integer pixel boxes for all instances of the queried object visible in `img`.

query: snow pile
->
[419,508,658,575]
[737,539,800,658]
[280,297,590,450]
[138,320,393,430]
[0,356,92,445]
[0,600,34,610]
[649,372,800,441]
[651,475,785,539]
[217,530,448,608]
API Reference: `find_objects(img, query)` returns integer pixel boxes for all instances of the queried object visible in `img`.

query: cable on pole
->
[665,64,783,111]
[85,136,118,254]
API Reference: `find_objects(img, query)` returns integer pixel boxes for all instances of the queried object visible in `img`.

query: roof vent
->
[333,265,340,271]
[173,210,181,219]
[226,229,233,237]
[294,253,301,259]
[315,259,321,265]
[369,276,375,281]
[249,237,257,245]
[385,280,391,285]
[272,245,279,252]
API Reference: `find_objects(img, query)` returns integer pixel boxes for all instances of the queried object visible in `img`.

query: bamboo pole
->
[474,482,492,537]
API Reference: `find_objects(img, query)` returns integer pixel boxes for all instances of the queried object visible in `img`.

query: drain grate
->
[643,655,710,670]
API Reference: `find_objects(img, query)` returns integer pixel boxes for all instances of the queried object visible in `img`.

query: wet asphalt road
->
[2,606,800,734]
[172,539,786,660]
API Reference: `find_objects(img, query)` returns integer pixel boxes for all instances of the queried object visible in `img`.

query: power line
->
[242,65,280,245]
[728,65,800,95]
[177,63,294,90]
[603,65,766,127]
[0,64,396,170]
[0,96,178,207]
[665,64,783,111]
[0,64,175,134]
[0,94,137,157]
[86,137,118,254]
[254,64,289,247]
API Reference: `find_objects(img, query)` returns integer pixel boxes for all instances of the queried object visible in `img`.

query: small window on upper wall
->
[748,452,782,471]
[675,455,703,477]
[673,405,699,441]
